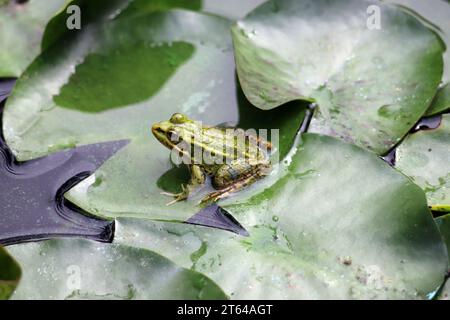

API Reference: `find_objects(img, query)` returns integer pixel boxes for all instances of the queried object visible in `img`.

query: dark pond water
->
[0,79,130,245]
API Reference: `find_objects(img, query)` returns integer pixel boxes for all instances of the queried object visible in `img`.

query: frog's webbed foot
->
[160,165,206,206]
[160,185,188,206]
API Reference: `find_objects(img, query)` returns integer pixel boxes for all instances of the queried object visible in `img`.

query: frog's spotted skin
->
[152,113,272,205]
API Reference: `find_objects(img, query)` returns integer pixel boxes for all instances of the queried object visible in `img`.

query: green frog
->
[152,113,272,205]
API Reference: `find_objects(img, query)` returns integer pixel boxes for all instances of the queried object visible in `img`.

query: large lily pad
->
[0,0,65,77]
[385,0,450,84]
[231,0,443,154]
[114,134,448,299]
[7,239,226,299]
[396,115,450,213]
[0,246,21,300]
[3,1,306,222]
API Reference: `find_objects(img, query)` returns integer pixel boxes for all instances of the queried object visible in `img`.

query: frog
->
[151,113,272,205]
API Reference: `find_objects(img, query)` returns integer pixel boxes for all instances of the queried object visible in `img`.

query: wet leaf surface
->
[386,0,450,84]
[7,239,226,299]
[113,134,448,299]
[232,0,443,154]
[396,115,450,213]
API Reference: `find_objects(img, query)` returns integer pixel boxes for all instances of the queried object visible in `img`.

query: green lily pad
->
[436,214,450,262]
[231,0,443,154]
[0,0,66,77]
[3,2,306,221]
[396,115,450,213]
[0,246,21,300]
[385,0,450,84]
[201,0,266,19]
[436,214,450,299]
[40,0,202,51]
[426,84,450,116]
[114,134,448,299]
[385,0,450,117]
[7,239,226,299]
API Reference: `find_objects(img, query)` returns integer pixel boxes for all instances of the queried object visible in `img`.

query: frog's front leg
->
[161,164,206,205]
[200,160,271,205]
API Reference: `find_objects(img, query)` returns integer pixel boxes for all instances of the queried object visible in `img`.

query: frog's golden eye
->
[170,113,187,124]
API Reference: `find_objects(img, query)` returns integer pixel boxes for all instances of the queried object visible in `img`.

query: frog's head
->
[151,113,199,150]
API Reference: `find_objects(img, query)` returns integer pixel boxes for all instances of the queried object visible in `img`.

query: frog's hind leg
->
[201,162,270,205]
[200,174,261,205]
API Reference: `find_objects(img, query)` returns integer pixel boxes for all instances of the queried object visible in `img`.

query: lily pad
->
[231,0,443,154]
[440,280,450,299]
[7,239,227,299]
[385,0,450,84]
[201,0,266,19]
[0,0,65,77]
[0,246,21,300]
[40,0,202,51]
[114,134,448,299]
[396,115,450,213]
[426,83,450,116]
[436,214,450,261]
[3,2,306,222]
[436,214,450,299]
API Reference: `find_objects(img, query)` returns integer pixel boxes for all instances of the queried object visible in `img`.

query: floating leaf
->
[396,115,450,213]
[114,134,448,299]
[0,0,65,77]
[0,246,21,300]
[3,2,305,222]
[436,214,450,299]
[232,0,443,154]
[385,0,450,84]
[7,239,226,299]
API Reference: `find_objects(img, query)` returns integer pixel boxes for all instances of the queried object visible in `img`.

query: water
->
[0,79,129,245]
[411,115,442,133]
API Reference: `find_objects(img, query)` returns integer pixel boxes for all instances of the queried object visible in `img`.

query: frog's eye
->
[170,113,187,124]
[168,131,179,142]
